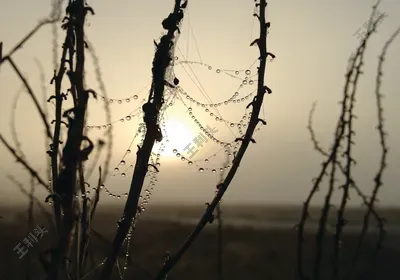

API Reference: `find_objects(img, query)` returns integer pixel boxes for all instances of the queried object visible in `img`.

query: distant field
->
[0,204,399,280]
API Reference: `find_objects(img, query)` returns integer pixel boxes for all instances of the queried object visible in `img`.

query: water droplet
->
[100,184,104,189]
[118,100,122,104]
[188,107,192,112]
[126,116,131,121]
[101,97,105,101]
[181,156,186,161]
[205,159,209,163]
[175,56,178,60]
[120,118,124,122]
[220,168,224,172]
[110,99,114,103]
[176,153,181,157]
[120,160,126,165]
[188,161,193,166]
[216,69,221,73]
[199,168,204,172]
[245,69,251,75]
[208,66,212,70]
[126,98,130,102]
[133,95,138,100]
[249,80,254,85]
[114,168,119,172]
[173,149,178,153]
[212,169,216,173]
[230,123,235,127]
[127,149,131,154]
[235,70,239,75]
[242,80,248,85]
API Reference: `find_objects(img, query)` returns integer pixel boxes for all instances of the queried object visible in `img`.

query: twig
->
[0,134,49,190]
[0,17,60,66]
[332,4,383,278]
[46,1,95,279]
[7,175,55,232]
[153,1,271,278]
[99,1,188,279]
[347,24,400,279]
[4,57,53,140]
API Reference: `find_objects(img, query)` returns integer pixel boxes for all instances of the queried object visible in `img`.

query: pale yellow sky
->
[0,0,399,207]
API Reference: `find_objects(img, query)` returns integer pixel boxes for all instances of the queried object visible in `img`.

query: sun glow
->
[153,118,194,157]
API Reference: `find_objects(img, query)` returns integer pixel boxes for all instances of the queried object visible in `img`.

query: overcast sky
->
[0,0,399,208]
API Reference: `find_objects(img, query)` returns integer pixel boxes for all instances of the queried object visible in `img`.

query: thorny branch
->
[46,1,96,279]
[296,1,393,279]
[346,24,400,279]
[0,134,49,190]
[153,0,271,279]
[99,1,188,279]
[3,57,53,140]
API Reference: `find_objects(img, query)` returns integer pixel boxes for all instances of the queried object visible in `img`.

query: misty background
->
[0,0,399,208]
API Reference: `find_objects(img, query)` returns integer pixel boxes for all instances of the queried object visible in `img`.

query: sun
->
[153,118,194,157]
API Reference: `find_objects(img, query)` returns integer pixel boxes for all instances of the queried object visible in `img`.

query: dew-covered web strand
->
[80,9,266,278]
[176,47,238,138]
[185,7,203,63]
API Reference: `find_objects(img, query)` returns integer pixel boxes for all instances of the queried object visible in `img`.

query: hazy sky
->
[0,0,399,208]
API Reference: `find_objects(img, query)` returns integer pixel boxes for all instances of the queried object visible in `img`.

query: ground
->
[0,204,399,280]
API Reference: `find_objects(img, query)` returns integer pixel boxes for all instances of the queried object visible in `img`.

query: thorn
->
[180,0,188,9]
[258,118,267,125]
[250,39,259,47]
[47,95,57,103]
[148,164,159,172]
[264,85,272,94]
[86,89,97,99]
[246,101,254,109]
[266,52,276,59]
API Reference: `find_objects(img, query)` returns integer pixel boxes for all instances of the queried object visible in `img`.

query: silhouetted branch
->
[4,57,53,140]
[153,1,270,278]
[347,24,400,279]
[47,1,95,279]
[7,175,54,232]
[99,1,188,279]
[297,2,389,279]
[0,134,49,190]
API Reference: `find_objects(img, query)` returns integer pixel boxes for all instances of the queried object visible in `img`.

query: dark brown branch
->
[0,134,49,190]
[346,24,400,279]
[153,1,269,279]
[47,1,94,279]
[4,57,53,140]
[0,17,60,66]
[7,175,55,233]
[99,1,187,279]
